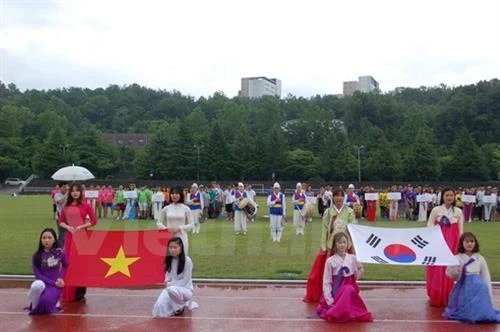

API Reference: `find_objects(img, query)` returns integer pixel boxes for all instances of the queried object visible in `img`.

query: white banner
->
[483,195,496,204]
[416,194,432,202]
[306,195,316,205]
[152,193,164,202]
[84,190,99,199]
[388,192,401,200]
[461,195,476,203]
[365,193,379,201]
[123,191,137,199]
[347,224,458,266]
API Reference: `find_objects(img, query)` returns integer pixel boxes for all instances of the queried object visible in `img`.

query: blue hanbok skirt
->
[444,274,500,324]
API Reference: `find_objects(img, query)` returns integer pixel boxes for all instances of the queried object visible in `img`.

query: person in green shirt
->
[137,185,149,219]
[145,186,153,219]
[114,185,126,220]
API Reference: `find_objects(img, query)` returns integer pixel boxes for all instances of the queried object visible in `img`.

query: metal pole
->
[357,148,361,182]
[194,145,202,183]
[197,146,200,183]
[354,145,364,183]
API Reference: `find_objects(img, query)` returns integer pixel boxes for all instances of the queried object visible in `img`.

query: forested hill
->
[0,80,498,182]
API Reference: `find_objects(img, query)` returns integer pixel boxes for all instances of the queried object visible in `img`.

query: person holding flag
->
[426,187,463,307]
[152,237,199,317]
[304,188,356,303]
[444,232,500,323]
[268,182,286,242]
[26,228,68,315]
[58,184,97,302]
[315,232,372,323]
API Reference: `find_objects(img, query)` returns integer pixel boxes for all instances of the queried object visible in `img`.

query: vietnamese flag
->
[65,230,172,287]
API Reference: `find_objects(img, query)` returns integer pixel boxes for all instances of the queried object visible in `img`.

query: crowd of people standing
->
[30,181,500,323]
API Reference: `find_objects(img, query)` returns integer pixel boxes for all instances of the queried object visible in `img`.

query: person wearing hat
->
[233,182,248,235]
[267,182,286,242]
[344,184,360,208]
[292,182,306,235]
[344,184,361,220]
[186,183,204,234]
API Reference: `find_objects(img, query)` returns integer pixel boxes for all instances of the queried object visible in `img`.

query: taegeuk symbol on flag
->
[347,224,459,266]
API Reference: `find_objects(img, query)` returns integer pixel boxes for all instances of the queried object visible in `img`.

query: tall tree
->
[229,125,257,181]
[32,127,70,177]
[446,128,489,180]
[135,123,180,179]
[284,149,321,180]
[206,122,230,180]
[363,137,403,181]
[403,127,440,180]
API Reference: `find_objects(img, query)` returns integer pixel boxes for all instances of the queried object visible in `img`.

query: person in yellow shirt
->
[379,188,389,220]
[455,189,464,209]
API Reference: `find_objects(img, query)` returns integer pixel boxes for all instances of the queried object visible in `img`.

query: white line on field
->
[0,311,461,324]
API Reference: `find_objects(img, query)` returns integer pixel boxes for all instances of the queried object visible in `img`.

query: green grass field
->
[0,195,498,280]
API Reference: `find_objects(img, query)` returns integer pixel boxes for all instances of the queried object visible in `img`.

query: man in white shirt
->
[223,185,235,221]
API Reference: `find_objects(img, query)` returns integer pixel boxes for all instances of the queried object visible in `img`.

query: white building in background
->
[357,76,379,93]
[343,75,379,96]
[343,81,358,96]
[239,77,281,98]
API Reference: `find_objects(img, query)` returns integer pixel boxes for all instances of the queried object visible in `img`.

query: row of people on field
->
[51,182,500,223]
[30,185,499,323]
[317,184,499,222]
[50,182,499,251]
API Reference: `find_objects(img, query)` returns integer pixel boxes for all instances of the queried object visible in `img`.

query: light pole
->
[194,144,203,183]
[353,145,364,183]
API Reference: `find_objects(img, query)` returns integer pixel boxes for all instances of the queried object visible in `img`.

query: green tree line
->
[0,80,499,181]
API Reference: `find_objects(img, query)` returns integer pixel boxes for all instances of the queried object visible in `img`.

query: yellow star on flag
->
[100,246,140,278]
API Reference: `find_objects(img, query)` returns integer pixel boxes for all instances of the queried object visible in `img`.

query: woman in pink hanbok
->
[315,232,372,323]
[426,187,463,307]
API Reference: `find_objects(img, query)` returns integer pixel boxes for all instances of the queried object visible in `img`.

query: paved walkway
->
[1,281,499,331]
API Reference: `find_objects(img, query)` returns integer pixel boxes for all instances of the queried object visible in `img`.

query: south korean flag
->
[347,224,459,266]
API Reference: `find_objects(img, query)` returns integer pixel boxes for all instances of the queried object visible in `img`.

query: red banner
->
[65,230,172,287]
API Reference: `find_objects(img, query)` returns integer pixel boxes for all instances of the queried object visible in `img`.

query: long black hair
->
[170,185,185,204]
[165,237,186,275]
[65,184,84,206]
[33,228,60,269]
[439,187,456,212]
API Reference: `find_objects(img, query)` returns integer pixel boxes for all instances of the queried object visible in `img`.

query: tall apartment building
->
[343,75,379,96]
[357,76,379,93]
[239,77,281,98]
[343,81,358,96]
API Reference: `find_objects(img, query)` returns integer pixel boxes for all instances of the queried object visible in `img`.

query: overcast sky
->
[1,0,499,97]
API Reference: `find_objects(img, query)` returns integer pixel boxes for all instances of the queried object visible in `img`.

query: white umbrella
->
[51,165,95,181]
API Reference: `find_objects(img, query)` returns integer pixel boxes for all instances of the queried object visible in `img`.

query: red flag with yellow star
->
[64,230,172,287]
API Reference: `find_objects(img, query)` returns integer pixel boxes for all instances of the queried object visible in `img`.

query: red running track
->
[0,281,499,332]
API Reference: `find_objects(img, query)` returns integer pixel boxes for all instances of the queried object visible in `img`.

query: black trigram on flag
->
[422,256,437,265]
[411,235,429,249]
[371,256,389,264]
[366,233,382,248]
